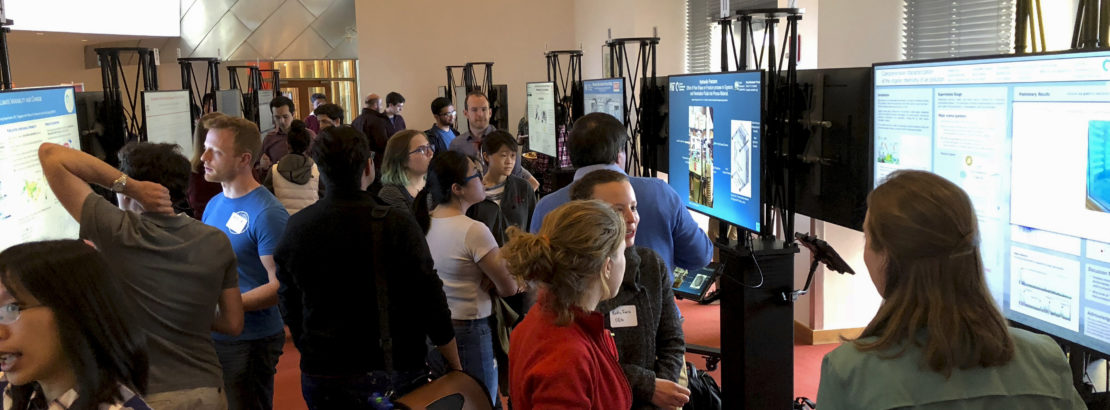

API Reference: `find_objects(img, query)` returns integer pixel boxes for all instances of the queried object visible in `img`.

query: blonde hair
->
[855,170,1013,377]
[190,112,227,171]
[502,200,625,326]
[206,115,262,162]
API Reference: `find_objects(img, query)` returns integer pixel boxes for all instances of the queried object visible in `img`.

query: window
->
[903,0,1015,60]
[685,0,785,73]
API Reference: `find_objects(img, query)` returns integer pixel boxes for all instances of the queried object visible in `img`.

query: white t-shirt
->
[426,215,499,320]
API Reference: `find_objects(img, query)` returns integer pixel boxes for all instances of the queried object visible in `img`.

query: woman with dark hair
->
[0,240,151,410]
[378,129,433,210]
[263,119,320,214]
[503,200,631,410]
[187,112,227,219]
[816,170,1084,409]
[414,150,521,406]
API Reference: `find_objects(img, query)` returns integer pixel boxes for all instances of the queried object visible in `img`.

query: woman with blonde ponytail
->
[504,200,631,410]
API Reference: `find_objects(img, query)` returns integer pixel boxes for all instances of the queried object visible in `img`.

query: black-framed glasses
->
[437,111,456,117]
[0,303,43,324]
[409,144,435,156]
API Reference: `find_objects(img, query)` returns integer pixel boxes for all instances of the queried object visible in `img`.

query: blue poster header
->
[0,87,76,127]
[583,79,623,95]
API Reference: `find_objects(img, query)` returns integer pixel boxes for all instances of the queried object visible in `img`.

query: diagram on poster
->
[526,82,556,157]
[730,120,752,197]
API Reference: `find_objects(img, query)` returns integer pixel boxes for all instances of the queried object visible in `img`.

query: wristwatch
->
[110,174,128,193]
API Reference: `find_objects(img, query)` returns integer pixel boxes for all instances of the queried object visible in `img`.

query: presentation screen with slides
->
[873,50,1110,354]
[0,86,81,251]
[668,70,762,233]
[583,78,625,124]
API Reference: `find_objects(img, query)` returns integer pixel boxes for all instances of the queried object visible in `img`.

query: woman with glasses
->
[379,130,435,210]
[816,170,1085,409]
[0,240,151,410]
[415,150,522,407]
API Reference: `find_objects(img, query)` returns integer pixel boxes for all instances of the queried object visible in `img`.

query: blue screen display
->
[583,78,624,124]
[668,71,762,233]
[873,50,1110,355]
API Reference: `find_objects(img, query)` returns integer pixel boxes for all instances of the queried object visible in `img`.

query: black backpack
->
[683,361,722,410]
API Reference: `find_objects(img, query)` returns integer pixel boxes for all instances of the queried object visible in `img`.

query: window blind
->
[686,0,775,73]
[903,0,1015,61]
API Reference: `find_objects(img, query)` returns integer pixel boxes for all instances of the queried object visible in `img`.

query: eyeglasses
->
[464,171,482,183]
[409,144,435,156]
[0,303,43,324]
[437,111,456,117]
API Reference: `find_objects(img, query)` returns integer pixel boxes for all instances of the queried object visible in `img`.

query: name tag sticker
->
[609,305,638,328]
[226,211,249,235]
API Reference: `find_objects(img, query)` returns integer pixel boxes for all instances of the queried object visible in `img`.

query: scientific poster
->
[142,90,192,153]
[527,82,556,157]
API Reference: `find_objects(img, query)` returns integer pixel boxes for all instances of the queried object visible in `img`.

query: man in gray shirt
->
[39,141,244,410]
[449,90,540,191]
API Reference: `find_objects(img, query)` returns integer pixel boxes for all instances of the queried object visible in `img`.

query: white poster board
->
[0,86,82,251]
[142,90,193,153]
[216,89,243,117]
[257,89,275,134]
[454,85,469,133]
[526,82,556,156]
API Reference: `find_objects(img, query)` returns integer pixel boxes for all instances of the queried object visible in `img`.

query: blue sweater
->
[530,164,713,277]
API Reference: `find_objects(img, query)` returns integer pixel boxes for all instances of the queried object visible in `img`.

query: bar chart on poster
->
[0,87,82,251]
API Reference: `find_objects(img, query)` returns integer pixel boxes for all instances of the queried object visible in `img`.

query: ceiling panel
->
[191,12,250,59]
[278,29,331,60]
[230,0,284,31]
[310,0,354,49]
[244,0,314,59]
[180,0,237,51]
[298,0,336,17]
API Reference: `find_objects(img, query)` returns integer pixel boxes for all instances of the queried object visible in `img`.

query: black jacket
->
[424,125,459,155]
[596,246,686,409]
[352,109,390,173]
[465,175,536,245]
[275,189,454,375]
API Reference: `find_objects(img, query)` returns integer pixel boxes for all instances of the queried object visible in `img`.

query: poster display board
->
[142,90,193,153]
[0,86,82,251]
[216,89,243,118]
[526,82,556,157]
[257,89,275,133]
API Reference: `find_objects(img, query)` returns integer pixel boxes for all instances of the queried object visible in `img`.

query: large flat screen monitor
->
[668,71,762,233]
[873,50,1110,354]
[526,82,556,157]
[793,67,872,231]
[583,78,625,124]
[0,86,82,251]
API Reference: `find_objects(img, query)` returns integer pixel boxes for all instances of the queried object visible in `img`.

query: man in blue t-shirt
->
[530,112,713,278]
[201,115,290,410]
[424,96,459,154]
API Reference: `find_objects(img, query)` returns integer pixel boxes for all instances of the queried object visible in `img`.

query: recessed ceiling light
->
[81,39,87,42]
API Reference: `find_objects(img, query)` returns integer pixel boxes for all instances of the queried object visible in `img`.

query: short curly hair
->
[117,142,191,213]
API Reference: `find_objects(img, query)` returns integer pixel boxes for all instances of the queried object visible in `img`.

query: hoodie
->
[264,153,320,215]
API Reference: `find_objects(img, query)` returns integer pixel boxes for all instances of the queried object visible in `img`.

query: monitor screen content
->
[873,50,1110,354]
[673,263,721,301]
[667,71,762,233]
[526,82,556,157]
[0,86,82,251]
[583,78,625,124]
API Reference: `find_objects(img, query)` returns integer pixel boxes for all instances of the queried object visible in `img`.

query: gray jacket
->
[597,246,686,409]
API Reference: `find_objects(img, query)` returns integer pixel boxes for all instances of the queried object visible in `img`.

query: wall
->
[8,31,181,92]
[355,0,575,131]
[816,0,902,69]
[573,0,687,80]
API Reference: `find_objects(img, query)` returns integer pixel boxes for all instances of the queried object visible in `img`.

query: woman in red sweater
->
[503,200,632,409]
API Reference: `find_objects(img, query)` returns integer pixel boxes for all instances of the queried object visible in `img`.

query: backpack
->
[683,361,722,410]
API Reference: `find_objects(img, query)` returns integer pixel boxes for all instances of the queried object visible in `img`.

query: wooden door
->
[283,80,331,117]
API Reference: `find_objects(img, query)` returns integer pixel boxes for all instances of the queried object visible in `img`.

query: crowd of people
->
[1,87,1085,410]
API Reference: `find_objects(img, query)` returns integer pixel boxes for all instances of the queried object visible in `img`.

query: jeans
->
[428,318,499,407]
[301,370,428,410]
[214,331,285,410]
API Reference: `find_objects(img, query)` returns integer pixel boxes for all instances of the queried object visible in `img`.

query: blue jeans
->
[301,370,428,410]
[428,318,499,406]
[214,332,285,410]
